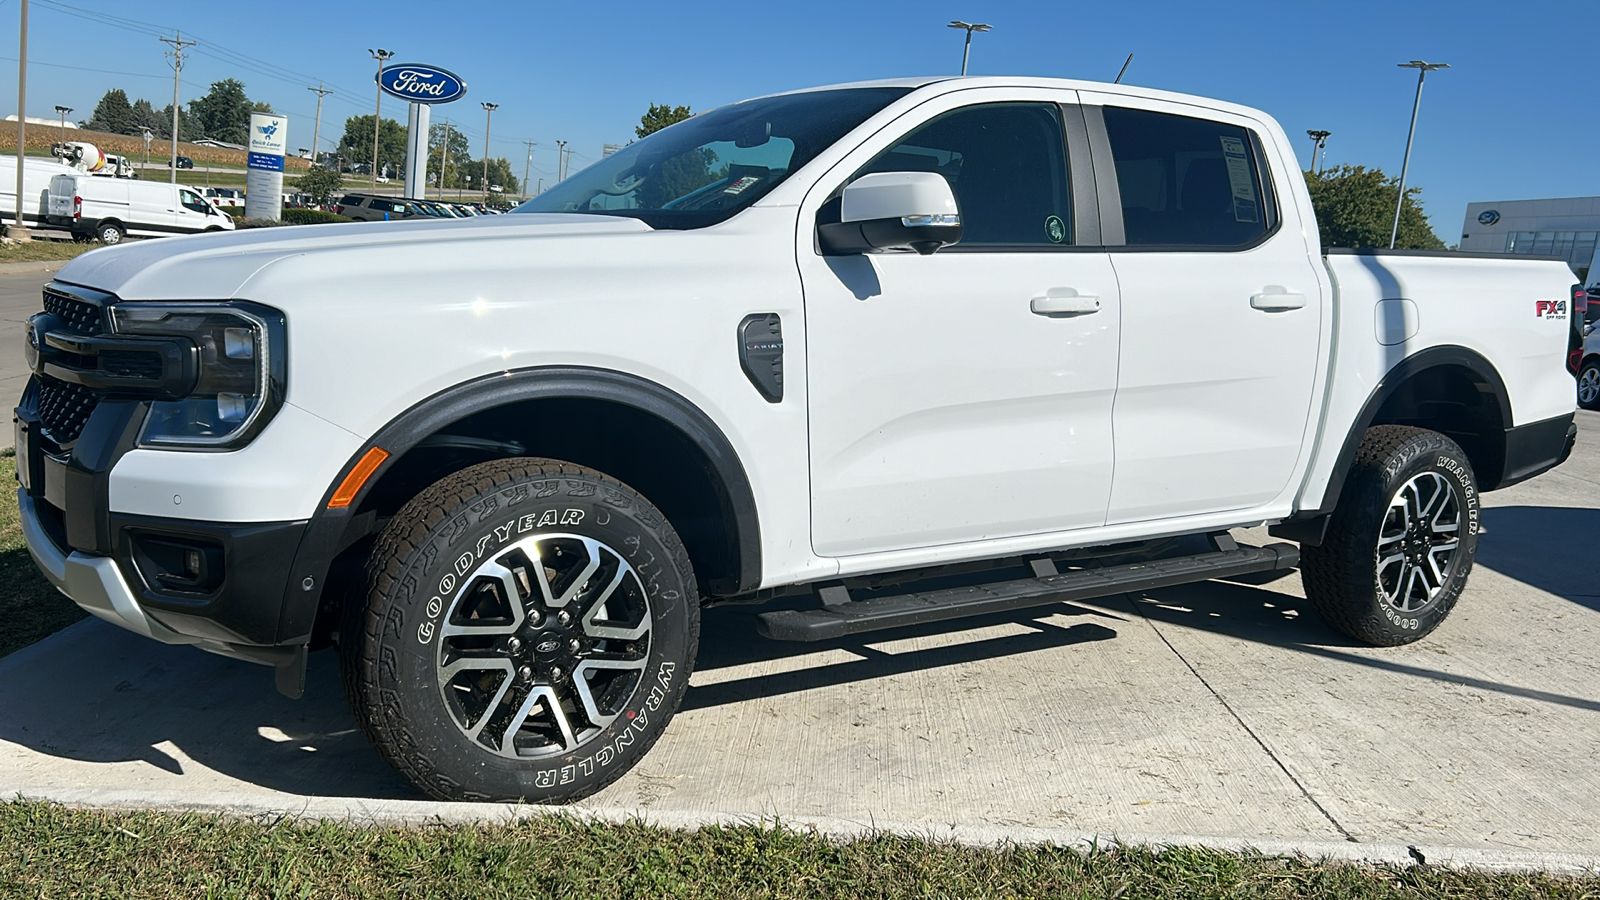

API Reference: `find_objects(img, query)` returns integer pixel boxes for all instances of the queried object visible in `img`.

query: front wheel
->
[341,458,700,803]
[1300,426,1480,646]
[1579,358,1600,411]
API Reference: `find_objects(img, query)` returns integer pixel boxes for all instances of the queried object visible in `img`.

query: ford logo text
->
[377,64,467,105]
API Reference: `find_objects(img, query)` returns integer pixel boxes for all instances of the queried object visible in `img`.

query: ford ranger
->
[15,76,1584,803]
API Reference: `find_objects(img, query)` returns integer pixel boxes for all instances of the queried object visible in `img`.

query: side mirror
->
[819,172,962,256]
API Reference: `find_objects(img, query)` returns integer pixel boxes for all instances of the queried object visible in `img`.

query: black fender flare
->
[1272,345,1511,545]
[273,366,763,644]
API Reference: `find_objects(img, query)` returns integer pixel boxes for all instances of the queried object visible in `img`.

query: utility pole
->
[368,48,394,189]
[522,140,535,200]
[10,0,28,238]
[1306,130,1330,174]
[480,101,497,200]
[307,82,331,168]
[160,31,195,185]
[947,21,992,76]
[437,118,450,200]
[1389,60,1449,249]
[556,140,567,181]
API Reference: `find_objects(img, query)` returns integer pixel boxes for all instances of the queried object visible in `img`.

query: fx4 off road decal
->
[1536,299,1568,320]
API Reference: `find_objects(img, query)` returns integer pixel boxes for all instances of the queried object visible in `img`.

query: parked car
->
[332,193,421,222]
[17,75,1581,806]
[1579,321,1600,410]
[45,173,235,243]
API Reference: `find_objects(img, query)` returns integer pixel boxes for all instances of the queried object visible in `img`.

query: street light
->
[556,140,568,181]
[1305,130,1330,174]
[53,104,71,146]
[1389,60,1448,249]
[947,21,992,76]
[480,101,497,200]
[368,48,394,190]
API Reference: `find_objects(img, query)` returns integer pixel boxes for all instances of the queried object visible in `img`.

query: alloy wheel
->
[1375,472,1461,613]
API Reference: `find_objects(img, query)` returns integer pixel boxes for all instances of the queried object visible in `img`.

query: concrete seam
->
[1128,592,1358,843]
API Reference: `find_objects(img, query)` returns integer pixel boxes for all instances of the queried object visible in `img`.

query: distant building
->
[192,138,246,150]
[3,115,77,129]
[1460,196,1600,283]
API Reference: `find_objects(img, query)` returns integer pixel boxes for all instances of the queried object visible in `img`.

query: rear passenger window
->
[1102,107,1273,247]
[856,103,1072,246]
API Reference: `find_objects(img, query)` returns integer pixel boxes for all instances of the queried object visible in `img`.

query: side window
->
[179,189,207,212]
[857,103,1072,247]
[1102,106,1273,248]
[371,199,393,213]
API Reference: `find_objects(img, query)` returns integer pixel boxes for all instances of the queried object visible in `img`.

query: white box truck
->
[46,174,235,243]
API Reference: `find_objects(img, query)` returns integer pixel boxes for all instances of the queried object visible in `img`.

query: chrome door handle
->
[1250,290,1306,311]
[1031,292,1101,316]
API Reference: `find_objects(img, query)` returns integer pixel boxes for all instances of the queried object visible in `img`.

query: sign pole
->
[404,102,430,202]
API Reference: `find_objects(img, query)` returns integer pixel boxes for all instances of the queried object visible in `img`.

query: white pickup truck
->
[14,77,1584,804]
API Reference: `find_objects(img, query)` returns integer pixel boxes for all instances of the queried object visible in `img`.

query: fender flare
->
[1282,345,1511,539]
[274,366,763,643]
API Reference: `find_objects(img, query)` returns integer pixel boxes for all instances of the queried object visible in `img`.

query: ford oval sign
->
[377,64,467,105]
[1477,209,1501,226]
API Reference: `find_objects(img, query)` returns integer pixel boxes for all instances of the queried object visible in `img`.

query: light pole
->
[10,0,27,238]
[437,118,451,200]
[947,21,992,76]
[53,105,71,146]
[1305,130,1330,174]
[1389,60,1448,249]
[480,101,497,200]
[556,140,568,181]
[368,48,394,190]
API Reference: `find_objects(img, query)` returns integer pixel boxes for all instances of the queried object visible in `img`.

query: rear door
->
[1080,93,1323,524]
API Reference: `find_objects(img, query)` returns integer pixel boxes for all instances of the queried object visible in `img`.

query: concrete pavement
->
[1,395,1595,866]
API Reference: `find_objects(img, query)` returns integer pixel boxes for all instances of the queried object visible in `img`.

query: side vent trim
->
[738,314,784,403]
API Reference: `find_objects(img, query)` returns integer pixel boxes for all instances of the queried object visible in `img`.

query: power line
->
[0,55,169,81]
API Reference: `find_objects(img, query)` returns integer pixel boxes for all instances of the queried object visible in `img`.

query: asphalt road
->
[0,262,1596,863]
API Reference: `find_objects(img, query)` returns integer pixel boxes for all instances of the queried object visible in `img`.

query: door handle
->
[1250,290,1306,311]
[1031,291,1101,316]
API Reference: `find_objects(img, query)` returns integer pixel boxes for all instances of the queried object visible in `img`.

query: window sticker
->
[1044,215,1067,244]
[724,175,762,195]
[1218,135,1259,224]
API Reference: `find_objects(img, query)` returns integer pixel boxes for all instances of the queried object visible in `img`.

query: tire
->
[341,458,700,803]
[1579,358,1600,411]
[1300,425,1480,646]
[96,222,125,245]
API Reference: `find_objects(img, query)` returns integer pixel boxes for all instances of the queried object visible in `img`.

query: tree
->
[159,103,200,141]
[636,103,692,138]
[297,166,343,205]
[251,101,275,115]
[129,98,163,135]
[1304,165,1444,250]
[428,122,473,189]
[337,115,407,178]
[83,89,134,134]
[188,79,252,144]
[482,157,519,194]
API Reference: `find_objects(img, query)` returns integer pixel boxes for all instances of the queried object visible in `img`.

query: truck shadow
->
[1475,505,1600,612]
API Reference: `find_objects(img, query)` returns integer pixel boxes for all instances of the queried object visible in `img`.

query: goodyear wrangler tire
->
[341,458,699,803]
[1300,426,1480,647]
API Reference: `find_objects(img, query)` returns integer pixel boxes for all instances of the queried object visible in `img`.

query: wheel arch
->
[275,367,763,645]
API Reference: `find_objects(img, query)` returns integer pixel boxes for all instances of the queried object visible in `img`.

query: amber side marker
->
[329,446,390,508]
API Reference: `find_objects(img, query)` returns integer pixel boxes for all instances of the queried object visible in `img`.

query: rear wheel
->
[96,221,125,245]
[1579,358,1600,411]
[1300,426,1480,646]
[341,458,699,803]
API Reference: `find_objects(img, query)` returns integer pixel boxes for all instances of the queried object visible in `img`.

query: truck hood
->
[52,213,653,300]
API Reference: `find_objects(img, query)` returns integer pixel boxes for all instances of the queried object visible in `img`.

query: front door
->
[1082,96,1325,524]
[801,99,1121,557]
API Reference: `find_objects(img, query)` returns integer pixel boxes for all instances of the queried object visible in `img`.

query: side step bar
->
[756,541,1300,642]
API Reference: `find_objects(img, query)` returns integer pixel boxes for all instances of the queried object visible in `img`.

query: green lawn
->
[2,801,1593,899]
[0,451,86,657]
[0,239,100,264]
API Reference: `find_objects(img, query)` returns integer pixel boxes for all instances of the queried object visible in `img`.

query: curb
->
[6,786,1597,876]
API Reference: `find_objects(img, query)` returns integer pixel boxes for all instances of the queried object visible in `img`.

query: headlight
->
[109,302,286,449]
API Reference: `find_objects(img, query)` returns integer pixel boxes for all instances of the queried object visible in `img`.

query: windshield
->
[514,87,910,229]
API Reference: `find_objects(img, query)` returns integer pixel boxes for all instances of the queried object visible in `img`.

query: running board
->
[756,542,1301,642]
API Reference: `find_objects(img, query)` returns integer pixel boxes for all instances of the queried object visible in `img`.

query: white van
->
[46,174,235,244]
[0,155,81,228]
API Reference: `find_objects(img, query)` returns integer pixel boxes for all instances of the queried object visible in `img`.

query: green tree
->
[129,98,163,135]
[337,115,407,178]
[251,101,275,115]
[188,79,252,144]
[636,103,692,138]
[1304,165,1444,250]
[297,166,344,205]
[82,89,134,134]
[429,123,473,189]
[482,157,519,194]
[159,103,199,141]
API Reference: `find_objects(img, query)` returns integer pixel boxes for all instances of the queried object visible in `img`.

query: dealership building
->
[1459,196,1600,284]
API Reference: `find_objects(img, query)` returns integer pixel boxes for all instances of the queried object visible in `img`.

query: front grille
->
[37,376,98,446]
[42,288,104,336]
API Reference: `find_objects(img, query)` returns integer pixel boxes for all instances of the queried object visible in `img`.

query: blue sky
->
[3,0,1595,240]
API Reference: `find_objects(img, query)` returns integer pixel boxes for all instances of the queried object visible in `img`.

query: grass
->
[1,801,1595,899]
[0,239,101,264]
[0,450,86,657]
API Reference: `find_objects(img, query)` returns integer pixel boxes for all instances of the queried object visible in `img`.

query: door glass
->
[1102,106,1272,247]
[855,103,1072,247]
[179,189,207,212]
